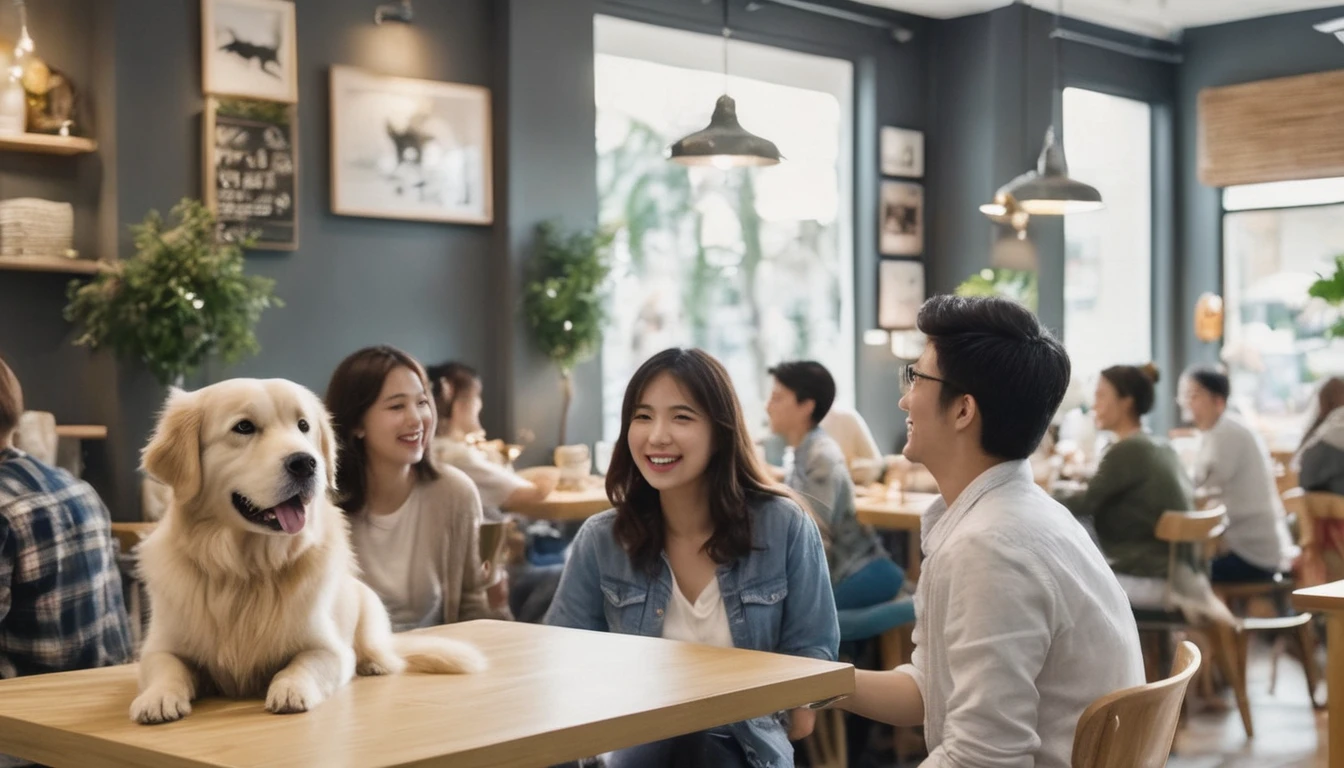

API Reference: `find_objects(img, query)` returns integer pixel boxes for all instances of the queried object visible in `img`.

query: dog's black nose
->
[285,452,318,479]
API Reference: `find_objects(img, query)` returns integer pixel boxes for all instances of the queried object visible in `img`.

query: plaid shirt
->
[0,447,133,679]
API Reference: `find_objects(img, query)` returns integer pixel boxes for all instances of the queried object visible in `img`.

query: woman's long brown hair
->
[608,348,788,573]
[325,345,439,513]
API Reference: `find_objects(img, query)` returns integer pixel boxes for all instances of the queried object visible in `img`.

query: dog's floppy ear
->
[141,388,204,504]
[308,390,338,491]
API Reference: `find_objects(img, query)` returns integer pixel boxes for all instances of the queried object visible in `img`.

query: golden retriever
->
[130,378,485,724]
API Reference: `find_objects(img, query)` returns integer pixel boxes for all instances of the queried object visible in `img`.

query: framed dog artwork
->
[329,66,494,225]
[202,0,299,103]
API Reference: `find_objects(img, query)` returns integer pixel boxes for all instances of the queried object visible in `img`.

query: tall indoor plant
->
[64,198,282,386]
[522,219,613,446]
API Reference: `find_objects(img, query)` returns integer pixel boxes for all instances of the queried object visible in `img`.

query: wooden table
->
[507,484,611,521]
[0,620,852,768]
[1293,581,1344,765]
[855,492,937,581]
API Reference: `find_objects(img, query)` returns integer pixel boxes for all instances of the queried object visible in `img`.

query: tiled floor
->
[1169,638,1326,768]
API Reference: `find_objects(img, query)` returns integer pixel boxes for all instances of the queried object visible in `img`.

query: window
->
[594,16,855,441]
[1222,178,1344,449]
[1062,88,1153,390]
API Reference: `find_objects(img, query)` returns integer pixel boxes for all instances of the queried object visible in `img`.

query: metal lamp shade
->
[669,95,782,168]
[1003,127,1103,215]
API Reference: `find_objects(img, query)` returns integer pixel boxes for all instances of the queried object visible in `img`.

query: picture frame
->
[880,126,923,178]
[203,97,298,250]
[329,66,494,225]
[202,0,299,104]
[880,180,923,257]
[878,259,925,331]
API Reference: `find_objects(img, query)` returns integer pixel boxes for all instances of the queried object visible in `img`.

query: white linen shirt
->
[896,460,1144,768]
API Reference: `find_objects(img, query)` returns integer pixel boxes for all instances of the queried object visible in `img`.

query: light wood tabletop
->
[506,483,612,521]
[855,492,937,581]
[0,619,852,768]
[1293,581,1344,767]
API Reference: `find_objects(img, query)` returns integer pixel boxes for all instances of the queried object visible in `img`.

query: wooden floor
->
[1168,638,1326,768]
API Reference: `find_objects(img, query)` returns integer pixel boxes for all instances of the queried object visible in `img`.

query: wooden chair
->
[1133,507,1254,738]
[1071,640,1202,768]
[1211,492,1322,710]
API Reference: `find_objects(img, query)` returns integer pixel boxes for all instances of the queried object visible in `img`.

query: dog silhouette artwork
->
[220,28,282,79]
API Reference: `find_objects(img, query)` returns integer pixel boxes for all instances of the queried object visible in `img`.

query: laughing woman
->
[546,348,839,768]
[325,346,507,631]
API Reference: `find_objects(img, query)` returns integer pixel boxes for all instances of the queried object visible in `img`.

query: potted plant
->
[955,267,1038,312]
[1310,254,1344,336]
[64,198,282,386]
[521,219,613,474]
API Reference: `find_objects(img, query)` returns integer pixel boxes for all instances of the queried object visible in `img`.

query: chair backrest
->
[1154,506,1227,544]
[1072,640,1201,768]
[1304,492,1344,522]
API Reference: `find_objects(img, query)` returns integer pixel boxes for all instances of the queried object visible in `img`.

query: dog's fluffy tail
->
[391,634,488,674]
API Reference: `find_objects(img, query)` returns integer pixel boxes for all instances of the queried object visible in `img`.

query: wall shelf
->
[55,425,108,440]
[0,133,97,155]
[0,255,105,274]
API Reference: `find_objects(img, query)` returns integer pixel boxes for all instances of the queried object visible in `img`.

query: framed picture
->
[878,260,925,331]
[880,126,923,178]
[202,0,299,103]
[329,66,493,225]
[203,97,298,250]
[880,181,923,256]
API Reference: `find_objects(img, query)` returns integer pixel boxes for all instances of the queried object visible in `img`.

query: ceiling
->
[853,0,1344,40]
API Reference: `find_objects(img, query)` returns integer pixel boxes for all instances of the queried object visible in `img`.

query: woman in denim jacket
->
[546,348,839,768]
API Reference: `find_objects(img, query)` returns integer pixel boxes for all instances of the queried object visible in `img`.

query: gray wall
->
[928,3,1181,427]
[3,0,502,519]
[1177,6,1344,379]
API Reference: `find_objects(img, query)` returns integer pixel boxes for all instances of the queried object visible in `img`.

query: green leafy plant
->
[64,198,282,386]
[1309,254,1344,336]
[955,267,1038,312]
[522,219,613,445]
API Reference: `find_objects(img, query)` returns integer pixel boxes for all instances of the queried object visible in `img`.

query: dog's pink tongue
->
[274,501,306,534]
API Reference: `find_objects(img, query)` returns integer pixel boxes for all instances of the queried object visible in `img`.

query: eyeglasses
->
[901,365,959,395]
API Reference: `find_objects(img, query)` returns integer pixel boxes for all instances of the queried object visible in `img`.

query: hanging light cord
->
[1052,0,1063,131]
[722,0,731,95]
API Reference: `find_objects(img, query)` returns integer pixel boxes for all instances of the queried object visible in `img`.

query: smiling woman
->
[546,347,840,767]
[325,346,508,631]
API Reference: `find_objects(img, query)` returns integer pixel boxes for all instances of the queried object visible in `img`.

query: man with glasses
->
[837,295,1143,768]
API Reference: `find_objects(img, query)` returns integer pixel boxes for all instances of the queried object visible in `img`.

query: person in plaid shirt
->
[0,357,133,682]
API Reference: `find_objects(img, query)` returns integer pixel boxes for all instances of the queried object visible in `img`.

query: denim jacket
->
[546,493,840,768]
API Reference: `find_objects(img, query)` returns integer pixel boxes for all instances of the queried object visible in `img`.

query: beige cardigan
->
[411,465,509,624]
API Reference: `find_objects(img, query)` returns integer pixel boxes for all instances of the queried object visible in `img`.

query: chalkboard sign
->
[204,98,298,250]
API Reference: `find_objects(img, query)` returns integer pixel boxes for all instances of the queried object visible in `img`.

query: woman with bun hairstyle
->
[1060,364,1195,606]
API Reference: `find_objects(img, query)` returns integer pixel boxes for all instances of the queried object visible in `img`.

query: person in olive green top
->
[1061,364,1193,607]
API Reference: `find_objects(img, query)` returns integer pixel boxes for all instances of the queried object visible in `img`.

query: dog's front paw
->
[131,687,192,724]
[265,674,323,714]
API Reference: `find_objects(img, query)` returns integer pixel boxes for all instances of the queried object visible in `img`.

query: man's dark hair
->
[916,295,1070,460]
[1184,366,1230,401]
[767,360,837,426]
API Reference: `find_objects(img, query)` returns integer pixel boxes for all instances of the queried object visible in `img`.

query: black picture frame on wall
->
[880,126,923,178]
[879,180,923,257]
[878,259,925,331]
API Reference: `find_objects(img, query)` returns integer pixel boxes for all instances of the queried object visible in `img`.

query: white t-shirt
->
[662,571,733,649]
[349,487,445,632]
[432,436,529,521]
[1195,413,1299,572]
